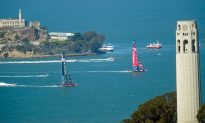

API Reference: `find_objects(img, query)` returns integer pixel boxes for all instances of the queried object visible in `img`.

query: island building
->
[29,21,41,30]
[176,20,201,123]
[0,9,25,28]
[49,32,74,40]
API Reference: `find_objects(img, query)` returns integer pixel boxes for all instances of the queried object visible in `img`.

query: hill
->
[0,28,105,58]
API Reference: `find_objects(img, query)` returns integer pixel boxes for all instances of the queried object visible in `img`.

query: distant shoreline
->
[0,52,96,59]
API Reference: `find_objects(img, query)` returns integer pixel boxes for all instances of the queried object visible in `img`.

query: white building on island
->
[0,9,25,28]
[49,32,74,40]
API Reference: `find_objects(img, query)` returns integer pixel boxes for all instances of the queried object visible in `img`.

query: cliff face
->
[0,30,105,58]
[20,27,48,41]
[1,27,48,41]
[0,27,48,58]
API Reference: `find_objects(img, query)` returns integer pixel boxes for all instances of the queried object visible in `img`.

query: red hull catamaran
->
[132,41,146,72]
[57,53,78,87]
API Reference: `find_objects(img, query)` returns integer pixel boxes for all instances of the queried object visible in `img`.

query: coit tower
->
[176,20,201,123]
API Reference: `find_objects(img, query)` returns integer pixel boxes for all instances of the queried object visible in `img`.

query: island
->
[0,9,105,58]
[0,29,105,58]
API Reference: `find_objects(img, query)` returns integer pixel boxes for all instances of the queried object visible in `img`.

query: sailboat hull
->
[132,70,146,72]
[57,83,79,87]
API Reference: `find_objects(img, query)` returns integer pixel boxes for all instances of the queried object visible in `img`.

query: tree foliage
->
[15,39,35,54]
[3,52,9,57]
[15,35,20,40]
[197,103,205,123]
[40,31,105,54]
[122,92,177,123]
[0,31,6,38]
[83,31,97,41]
[1,31,105,55]
[71,32,83,41]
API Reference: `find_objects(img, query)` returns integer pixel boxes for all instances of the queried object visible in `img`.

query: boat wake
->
[0,60,60,64]
[0,74,49,78]
[17,85,59,88]
[0,82,16,87]
[78,57,114,62]
[74,70,131,73]
[0,58,114,64]
[0,82,58,88]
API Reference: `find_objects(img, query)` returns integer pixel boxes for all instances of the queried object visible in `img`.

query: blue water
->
[1,0,205,123]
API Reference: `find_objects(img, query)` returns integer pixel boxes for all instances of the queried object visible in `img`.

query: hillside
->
[0,28,105,58]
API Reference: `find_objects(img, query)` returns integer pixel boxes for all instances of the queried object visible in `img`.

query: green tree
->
[122,92,177,123]
[83,31,97,41]
[36,31,105,55]
[15,39,34,54]
[87,36,104,53]
[3,53,9,58]
[197,103,205,123]
[70,40,86,53]
[15,35,20,40]
[22,38,30,43]
[0,31,5,38]
[71,32,83,41]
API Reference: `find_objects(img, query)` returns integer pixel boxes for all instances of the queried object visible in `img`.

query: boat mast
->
[61,53,68,84]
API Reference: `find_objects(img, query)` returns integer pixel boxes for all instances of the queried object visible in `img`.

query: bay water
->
[0,0,205,122]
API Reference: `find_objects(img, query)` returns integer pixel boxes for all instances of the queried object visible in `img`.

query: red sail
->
[132,41,139,67]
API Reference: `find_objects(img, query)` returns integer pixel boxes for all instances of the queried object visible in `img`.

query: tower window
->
[183,40,188,53]
[192,40,196,52]
[177,40,180,53]
[178,25,181,30]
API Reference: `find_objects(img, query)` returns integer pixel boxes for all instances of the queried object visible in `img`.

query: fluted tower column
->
[176,20,201,123]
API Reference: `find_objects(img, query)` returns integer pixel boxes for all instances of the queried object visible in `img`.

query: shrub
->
[122,92,177,123]
[3,53,9,58]
[197,103,205,123]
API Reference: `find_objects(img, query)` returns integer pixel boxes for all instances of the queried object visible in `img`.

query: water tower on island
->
[176,20,201,123]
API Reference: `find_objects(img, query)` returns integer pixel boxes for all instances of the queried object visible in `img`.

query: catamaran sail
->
[58,53,78,87]
[132,41,145,72]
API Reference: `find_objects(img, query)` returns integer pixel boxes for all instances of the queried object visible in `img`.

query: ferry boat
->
[132,41,146,72]
[99,43,114,52]
[57,53,78,87]
[146,41,162,49]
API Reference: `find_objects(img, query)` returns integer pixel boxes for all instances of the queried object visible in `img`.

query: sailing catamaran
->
[57,53,78,87]
[132,41,146,72]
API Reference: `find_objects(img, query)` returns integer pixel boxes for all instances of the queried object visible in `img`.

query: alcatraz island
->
[0,9,105,58]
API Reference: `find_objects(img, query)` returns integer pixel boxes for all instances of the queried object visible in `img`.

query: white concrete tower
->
[176,20,201,123]
[19,9,22,21]
[18,9,22,27]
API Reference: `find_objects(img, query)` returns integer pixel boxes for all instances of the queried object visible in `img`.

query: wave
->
[74,70,131,73]
[0,82,58,88]
[0,82,16,87]
[0,74,49,78]
[0,57,114,64]
[87,70,131,73]
[0,60,65,64]
[0,72,47,73]
[17,85,59,88]
[78,57,115,62]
